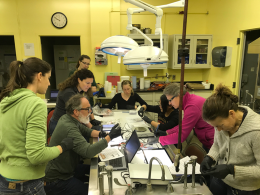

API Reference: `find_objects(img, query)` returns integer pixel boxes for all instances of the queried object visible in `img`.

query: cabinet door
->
[192,36,212,68]
[174,35,194,68]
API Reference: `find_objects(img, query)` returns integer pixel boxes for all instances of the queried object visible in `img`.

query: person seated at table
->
[44,94,122,195]
[138,94,179,135]
[201,83,260,195]
[49,69,101,135]
[99,80,147,110]
[159,83,215,152]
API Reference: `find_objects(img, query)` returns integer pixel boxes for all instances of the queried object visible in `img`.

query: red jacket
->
[159,92,214,149]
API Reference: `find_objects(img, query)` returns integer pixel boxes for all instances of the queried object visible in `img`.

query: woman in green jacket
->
[0,57,73,195]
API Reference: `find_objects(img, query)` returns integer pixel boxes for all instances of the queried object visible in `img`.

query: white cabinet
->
[168,34,212,69]
[126,34,168,70]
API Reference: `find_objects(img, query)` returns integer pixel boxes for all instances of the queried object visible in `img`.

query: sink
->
[132,183,212,195]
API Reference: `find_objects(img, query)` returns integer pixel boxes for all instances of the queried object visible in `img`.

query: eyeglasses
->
[80,107,91,112]
[168,95,177,102]
[81,61,90,65]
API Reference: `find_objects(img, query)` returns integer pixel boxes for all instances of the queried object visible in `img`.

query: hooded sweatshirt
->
[208,106,260,191]
[0,88,60,180]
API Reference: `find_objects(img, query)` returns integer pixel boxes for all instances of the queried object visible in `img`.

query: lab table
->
[88,110,212,195]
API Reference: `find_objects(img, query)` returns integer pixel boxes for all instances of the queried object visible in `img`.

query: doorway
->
[239,29,260,112]
[0,35,16,90]
[41,36,80,98]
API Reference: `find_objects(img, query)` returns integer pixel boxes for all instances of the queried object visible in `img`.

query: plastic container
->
[144,80,150,88]
[121,76,130,82]
[202,82,211,89]
[106,91,112,97]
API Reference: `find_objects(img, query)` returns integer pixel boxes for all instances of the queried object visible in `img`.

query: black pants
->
[210,177,260,195]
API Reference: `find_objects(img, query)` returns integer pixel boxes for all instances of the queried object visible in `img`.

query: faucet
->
[146,157,165,192]
[98,162,106,195]
[245,90,254,107]
[98,163,114,195]
[183,155,198,189]
[114,178,133,195]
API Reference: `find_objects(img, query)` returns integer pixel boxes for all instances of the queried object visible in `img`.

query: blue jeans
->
[210,177,260,195]
[0,175,45,195]
[44,164,89,195]
[48,117,58,136]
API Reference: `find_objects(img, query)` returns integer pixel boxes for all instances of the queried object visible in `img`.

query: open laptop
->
[48,90,59,103]
[106,130,140,170]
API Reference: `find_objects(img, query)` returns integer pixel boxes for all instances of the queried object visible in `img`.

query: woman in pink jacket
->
[159,83,214,151]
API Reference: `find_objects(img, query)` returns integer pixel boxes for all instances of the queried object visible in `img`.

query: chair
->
[181,142,207,164]
[47,109,54,144]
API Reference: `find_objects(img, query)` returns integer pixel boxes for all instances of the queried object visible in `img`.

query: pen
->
[141,149,149,164]
[110,144,120,147]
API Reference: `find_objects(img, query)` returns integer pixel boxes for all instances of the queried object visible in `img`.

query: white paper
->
[24,43,35,56]
[143,149,173,167]
[169,156,201,175]
[99,147,124,161]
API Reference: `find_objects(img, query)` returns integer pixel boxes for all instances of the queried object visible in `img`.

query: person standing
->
[49,69,101,135]
[69,55,97,106]
[201,84,260,195]
[159,83,215,151]
[0,58,73,195]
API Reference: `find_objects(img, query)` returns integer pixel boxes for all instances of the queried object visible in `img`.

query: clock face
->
[51,12,67,29]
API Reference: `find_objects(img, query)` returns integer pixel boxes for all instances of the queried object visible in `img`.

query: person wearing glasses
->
[69,55,97,106]
[44,94,122,195]
[99,80,147,110]
[201,84,260,195]
[49,69,101,135]
[138,94,179,135]
[159,83,215,152]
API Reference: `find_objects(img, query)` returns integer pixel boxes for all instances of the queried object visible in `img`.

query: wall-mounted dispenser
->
[95,47,108,65]
[212,46,232,67]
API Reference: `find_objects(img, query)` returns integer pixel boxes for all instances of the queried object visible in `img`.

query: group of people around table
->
[0,55,259,195]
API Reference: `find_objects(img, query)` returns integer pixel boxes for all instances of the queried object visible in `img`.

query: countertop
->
[133,81,214,93]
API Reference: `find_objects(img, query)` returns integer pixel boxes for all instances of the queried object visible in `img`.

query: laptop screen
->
[50,90,59,99]
[125,130,140,163]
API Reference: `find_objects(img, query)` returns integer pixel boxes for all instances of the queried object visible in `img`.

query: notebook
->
[106,130,140,170]
[48,90,59,103]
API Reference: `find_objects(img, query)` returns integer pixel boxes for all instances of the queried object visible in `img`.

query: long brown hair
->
[121,80,134,95]
[203,83,239,121]
[58,69,94,97]
[0,57,51,101]
[76,55,91,69]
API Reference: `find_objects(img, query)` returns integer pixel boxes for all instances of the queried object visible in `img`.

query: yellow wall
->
[0,0,209,88]
[203,0,260,94]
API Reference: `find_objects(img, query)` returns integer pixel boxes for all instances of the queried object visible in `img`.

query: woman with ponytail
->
[201,83,260,195]
[0,57,73,195]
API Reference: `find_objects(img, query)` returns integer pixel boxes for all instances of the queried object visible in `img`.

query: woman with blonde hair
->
[99,80,147,109]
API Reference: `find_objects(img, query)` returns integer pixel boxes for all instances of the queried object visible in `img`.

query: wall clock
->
[51,12,67,29]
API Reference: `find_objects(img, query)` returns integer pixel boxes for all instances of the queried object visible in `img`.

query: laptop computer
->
[48,90,59,103]
[106,130,140,170]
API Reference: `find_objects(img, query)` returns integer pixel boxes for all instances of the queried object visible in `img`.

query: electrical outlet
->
[172,75,176,80]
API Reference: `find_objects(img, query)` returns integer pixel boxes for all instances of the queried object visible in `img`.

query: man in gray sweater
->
[201,83,260,195]
[44,94,121,195]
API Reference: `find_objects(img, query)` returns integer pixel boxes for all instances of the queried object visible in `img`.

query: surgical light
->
[100,35,138,63]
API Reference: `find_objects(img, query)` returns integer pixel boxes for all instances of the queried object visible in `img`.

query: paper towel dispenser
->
[212,46,232,67]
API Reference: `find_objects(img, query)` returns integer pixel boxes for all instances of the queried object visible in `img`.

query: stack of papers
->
[98,147,124,161]
[169,156,201,175]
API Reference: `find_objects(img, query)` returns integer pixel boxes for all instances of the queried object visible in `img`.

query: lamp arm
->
[157,0,185,9]
[153,28,163,60]
[131,27,153,46]
[125,0,158,15]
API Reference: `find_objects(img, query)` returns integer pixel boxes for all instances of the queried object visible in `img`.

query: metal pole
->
[176,0,189,172]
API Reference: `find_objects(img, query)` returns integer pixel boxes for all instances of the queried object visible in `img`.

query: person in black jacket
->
[99,80,147,110]
[138,94,179,136]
